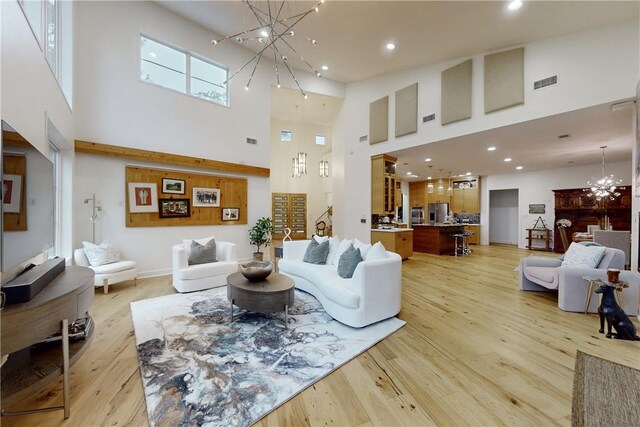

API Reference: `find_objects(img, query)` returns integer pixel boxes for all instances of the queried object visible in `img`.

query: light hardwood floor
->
[3,245,639,426]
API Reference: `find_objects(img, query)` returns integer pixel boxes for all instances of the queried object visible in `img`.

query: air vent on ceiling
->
[246,138,257,145]
[534,75,558,90]
[558,134,570,139]
[423,114,436,123]
[359,135,368,142]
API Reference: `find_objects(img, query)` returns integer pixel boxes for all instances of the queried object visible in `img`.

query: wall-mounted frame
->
[528,204,545,214]
[162,178,185,194]
[222,208,239,221]
[2,174,23,213]
[128,182,158,213]
[159,198,190,218]
[193,187,220,207]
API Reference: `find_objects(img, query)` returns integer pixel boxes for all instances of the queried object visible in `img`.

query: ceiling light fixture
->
[465,172,472,176]
[319,160,329,177]
[437,169,444,195]
[516,166,523,170]
[508,0,523,11]
[211,0,326,98]
[292,152,308,177]
[427,165,434,194]
[386,42,396,51]
[585,146,623,201]
[487,146,496,151]
[504,158,512,162]
[321,65,328,70]
[425,157,432,162]
[447,171,453,196]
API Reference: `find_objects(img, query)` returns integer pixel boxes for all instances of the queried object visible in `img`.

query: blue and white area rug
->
[130,287,405,427]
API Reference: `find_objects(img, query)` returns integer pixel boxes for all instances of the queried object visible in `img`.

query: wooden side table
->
[582,276,626,314]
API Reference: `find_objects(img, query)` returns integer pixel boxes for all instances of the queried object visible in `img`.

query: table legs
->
[229,300,289,329]
[584,281,625,314]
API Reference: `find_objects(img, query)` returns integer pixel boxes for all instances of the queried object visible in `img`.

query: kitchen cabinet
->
[451,180,480,213]
[371,154,397,215]
[371,229,413,259]
[464,225,480,245]
[409,181,426,208]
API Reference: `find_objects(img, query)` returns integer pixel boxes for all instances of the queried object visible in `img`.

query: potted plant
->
[248,217,274,261]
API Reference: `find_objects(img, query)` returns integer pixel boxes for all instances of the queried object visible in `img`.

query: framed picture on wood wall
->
[128,182,158,213]
[159,198,191,218]
[193,187,220,207]
[162,178,186,195]
[222,208,239,221]
[2,174,23,213]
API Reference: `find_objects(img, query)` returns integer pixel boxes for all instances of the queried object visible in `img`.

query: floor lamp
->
[83,194,102,244]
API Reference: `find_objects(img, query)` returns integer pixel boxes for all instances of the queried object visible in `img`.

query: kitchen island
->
[370,228,413,259]
[412,224,464,255]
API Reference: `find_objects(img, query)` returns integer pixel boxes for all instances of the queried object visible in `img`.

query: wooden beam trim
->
[74,140,270,177]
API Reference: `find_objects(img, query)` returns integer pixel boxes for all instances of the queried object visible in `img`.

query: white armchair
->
[74,248,138,294]
[172,240,238,293]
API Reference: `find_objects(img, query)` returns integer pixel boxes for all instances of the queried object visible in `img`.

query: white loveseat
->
[279,239,402,328]
[172,240,238,293]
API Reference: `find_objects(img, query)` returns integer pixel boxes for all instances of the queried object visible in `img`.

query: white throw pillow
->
[561,242,606,269]
[353,238,372,259]
[332,239,353,265]
[313,235,330,244]
[183,236,215,257]
[366,242,388,261]
[83,241,120,267]
[325,236,341,265]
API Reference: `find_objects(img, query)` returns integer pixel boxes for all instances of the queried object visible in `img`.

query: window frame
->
[48,142,61,258]
[18,0,44,50]
[315,134,327,146]
[139,34,229,108]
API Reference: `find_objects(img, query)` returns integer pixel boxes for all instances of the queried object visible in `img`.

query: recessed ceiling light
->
[487,146,496,151]
[425,157,432,162]
[260,30,269,38]
[406,172,412,175]
[321,65,329,71]
[508,0,523,11]
[516,166,523,170]
[504,158,512,162]
[465,172,472,176]
[427,175,432,179]
[386,42,396,51]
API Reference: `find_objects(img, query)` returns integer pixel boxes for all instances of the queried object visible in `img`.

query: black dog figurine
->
[595,283,640,340]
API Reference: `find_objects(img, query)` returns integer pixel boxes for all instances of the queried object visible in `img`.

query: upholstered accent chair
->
[172,239,238,293]
[74,248,138,294]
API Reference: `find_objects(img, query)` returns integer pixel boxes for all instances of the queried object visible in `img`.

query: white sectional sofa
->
[279,239,402,328]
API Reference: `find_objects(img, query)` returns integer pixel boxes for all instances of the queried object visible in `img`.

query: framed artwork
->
[128,182,158,213]
[159,198,190,218]
[528,204,545,214]
[193,187,220,207]
[162,178,186,195]
[222,208,239,221]
[2,174,23,213]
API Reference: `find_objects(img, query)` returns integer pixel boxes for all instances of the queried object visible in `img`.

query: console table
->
[1,266,95,418]
[526,228,551,252]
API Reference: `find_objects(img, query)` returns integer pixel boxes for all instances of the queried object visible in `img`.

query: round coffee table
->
[226,272,295,328]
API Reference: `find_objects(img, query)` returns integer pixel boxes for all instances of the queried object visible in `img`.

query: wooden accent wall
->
[2,154,27,231]
[553,187,631,253]
[125,166,247,227]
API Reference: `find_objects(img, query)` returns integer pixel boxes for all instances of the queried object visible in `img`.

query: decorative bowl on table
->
[239,261,273,282]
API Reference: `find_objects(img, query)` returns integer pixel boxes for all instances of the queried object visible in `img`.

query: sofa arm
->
[558,267,608,313]
[351,253,402,324]
[283,240,311,261]
[172,244,188,273]
[217,242,237,262]
[521,256,562,269]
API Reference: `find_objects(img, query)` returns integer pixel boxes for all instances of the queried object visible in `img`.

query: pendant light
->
[447,172,453,196]
[585,146,622,201]
[437,169,444,195]
[427,165,434,193]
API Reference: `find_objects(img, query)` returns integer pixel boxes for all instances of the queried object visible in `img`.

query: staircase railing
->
[315,206,332,237]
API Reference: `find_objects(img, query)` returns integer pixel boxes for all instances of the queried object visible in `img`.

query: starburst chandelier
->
[211,0,325,98]
[585,146,623,201]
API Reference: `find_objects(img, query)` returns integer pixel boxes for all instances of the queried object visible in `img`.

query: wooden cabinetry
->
[409,181,426,208]
[371,155,397,215]
[451,180,480,213]
[526,228,551,251]
[395,181,402,209]
[552,187,631,252]
[464,225,480,245]
[272,193,307,240]
[427,191,450,205]
[370,230,413,259]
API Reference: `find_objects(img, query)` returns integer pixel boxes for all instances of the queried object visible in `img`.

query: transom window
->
[280,130,292,142]
[140,35,229,106]
[315,134,326,145]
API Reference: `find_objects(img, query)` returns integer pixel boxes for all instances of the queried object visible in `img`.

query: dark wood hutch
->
[552,187,631,253]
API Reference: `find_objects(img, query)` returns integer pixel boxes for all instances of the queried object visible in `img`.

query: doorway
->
[489,189,518,245]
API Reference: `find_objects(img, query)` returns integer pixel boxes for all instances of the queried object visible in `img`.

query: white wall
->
[489,189,519,244]
[482,160,632,249]
[73,1,343,276]
[270,120,332,237]
[1,0,76,264]
[332,20,639,241]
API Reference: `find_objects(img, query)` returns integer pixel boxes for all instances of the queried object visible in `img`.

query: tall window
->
[140,35,229,106]
[45,0,57,74]
[48,142,60,257]
[43,0,73,107]
[19,0,43,46]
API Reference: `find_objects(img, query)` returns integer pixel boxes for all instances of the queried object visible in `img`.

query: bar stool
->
[451,233,465,256]
[462,231,475,255]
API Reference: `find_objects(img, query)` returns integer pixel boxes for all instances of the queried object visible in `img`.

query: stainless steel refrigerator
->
[427,203,448,224]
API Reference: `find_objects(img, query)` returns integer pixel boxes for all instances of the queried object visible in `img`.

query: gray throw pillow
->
[303,239,330,264]
[337,244,363,279]
[188,238,217,265]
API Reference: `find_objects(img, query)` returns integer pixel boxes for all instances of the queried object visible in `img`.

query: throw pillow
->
[82,241,120,267]
[366,242,388,261]
[325,236,341,265]
[303,239,330,264]
[183,236,215,257]
[188,238,217,265]
[561,242,606,269]
[558,241,603,261]
[337,244,363,278]
[354,238,372,259]
[332,239,353,265]
[313,235,330,244]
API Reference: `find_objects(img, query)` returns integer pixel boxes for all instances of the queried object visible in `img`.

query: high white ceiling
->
[159,1,638,83]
